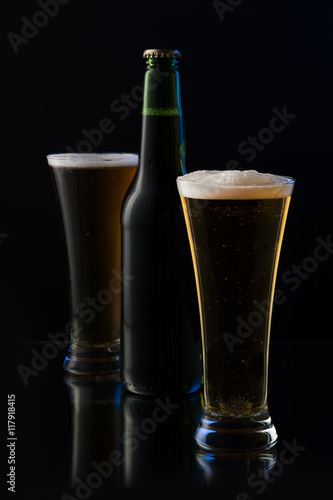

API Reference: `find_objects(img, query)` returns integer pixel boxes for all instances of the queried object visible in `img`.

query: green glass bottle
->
[121,49,202,395]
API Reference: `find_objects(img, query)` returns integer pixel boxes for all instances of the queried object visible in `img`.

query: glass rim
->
[47,152,138,168]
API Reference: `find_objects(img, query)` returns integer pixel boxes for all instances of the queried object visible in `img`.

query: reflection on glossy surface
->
[16,341,331,496]
[63,374,122,493]
[196,447,277,493]
[121,391,203,487]
[63,375,205,490]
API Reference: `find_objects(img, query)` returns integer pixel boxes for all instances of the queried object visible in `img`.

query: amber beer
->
[177,169,295,451]
[48,153,138,375]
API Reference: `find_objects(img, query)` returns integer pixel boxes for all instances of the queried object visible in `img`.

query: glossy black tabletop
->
[9,340,332,498]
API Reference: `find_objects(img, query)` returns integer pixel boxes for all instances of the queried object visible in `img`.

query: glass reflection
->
[64,374,122,492]
[62,376,279,492]
[196,447,277,493]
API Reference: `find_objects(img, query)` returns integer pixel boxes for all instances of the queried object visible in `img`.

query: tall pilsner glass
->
[47,153,138,375]
[177,170,295,452]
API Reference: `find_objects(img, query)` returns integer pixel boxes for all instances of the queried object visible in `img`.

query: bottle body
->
[121,52,202,395]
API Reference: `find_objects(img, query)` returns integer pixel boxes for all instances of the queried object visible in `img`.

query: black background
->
[2,0,333,498]
[2,0,332,345]
[2,0,333,344]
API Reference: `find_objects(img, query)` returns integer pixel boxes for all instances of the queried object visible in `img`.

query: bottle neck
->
[142,58,183,118]
[134,56,186,186]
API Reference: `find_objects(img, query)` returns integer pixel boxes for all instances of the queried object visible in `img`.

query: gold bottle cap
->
[143,49,181,59]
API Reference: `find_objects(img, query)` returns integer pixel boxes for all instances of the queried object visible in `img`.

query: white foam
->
[47,153,138,168]
[177,170,295,199]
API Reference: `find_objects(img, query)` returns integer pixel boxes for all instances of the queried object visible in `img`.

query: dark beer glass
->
[177,169,295,451]
[47,153,138,375]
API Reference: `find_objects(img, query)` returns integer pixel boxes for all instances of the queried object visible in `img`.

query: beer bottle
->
[121,49,202,395]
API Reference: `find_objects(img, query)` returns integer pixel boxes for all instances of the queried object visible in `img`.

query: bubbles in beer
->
[213,395,256,417]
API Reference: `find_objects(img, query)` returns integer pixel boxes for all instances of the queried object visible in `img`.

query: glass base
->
[63,343,120,376]
[195,407,277,453]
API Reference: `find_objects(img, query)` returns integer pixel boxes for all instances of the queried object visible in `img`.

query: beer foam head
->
[177,170,295,199]
[47,153,138,168]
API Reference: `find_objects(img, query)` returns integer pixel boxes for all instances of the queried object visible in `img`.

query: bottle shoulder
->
[122,184,181,227]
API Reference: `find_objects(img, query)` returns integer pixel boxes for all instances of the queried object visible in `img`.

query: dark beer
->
[48,153,138,374]
[178,169,295,450]
[121,50,202,395]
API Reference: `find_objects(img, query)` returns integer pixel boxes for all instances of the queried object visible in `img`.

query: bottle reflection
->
[63,377,277,491]
[64,374,122,492]
[196,447,277,494]
[121,391,203,487]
